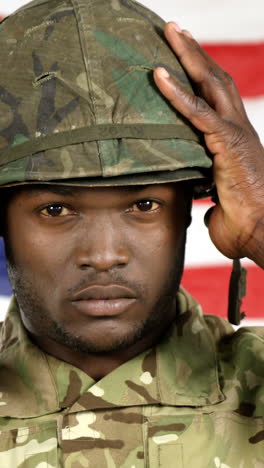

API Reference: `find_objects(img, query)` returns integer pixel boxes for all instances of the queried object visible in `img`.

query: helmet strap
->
[228,259,247,325]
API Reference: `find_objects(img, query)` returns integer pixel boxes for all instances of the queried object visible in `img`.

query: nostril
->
[116,262,127,268]
[79,263,91,270]
[79,262,126,272]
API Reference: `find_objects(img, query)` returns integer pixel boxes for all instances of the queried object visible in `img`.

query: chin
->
[52,320,146,355]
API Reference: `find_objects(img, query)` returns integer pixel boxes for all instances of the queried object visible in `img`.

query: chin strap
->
[202,186,247,326]
[228,259,247,325]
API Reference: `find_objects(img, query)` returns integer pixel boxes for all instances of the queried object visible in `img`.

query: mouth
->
[70,284,137,317]
[71,298,137,317]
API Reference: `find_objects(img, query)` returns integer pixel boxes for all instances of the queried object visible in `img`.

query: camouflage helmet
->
[0,0,212,192]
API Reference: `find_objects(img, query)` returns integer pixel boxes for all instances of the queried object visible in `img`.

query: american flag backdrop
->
[0,0,263,326]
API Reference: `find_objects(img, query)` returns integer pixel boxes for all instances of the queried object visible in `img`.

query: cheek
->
[130,222,185,280]
[6,220,71,285]
[138,220,184,256]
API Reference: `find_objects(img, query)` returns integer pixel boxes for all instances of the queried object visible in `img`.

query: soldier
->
[0,0,263,467]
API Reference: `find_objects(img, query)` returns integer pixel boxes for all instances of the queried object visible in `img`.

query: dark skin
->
[154,23,264,268]
[3,23,264,379]
[5,183,191,380]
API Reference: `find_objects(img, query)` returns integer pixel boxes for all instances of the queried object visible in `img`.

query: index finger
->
[164,22,248,119]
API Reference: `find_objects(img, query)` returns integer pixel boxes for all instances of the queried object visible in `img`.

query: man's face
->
[4,183,191,355]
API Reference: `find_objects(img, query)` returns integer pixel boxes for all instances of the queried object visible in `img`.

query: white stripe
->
[0,297,10,322]
[1,0,29,14]
[237,319,264,327]
[141,0,264,42]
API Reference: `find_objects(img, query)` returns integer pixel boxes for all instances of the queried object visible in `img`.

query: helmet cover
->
[0,0,212,190]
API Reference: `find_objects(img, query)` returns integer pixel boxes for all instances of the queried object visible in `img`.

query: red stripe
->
[182,264,264,319]
[194,198,213,205]
[202,42,264,98]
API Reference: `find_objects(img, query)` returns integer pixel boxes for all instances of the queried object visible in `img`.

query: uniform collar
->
[0,289,225,418]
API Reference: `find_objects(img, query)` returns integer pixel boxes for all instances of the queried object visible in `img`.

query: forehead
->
[4,182,190,199]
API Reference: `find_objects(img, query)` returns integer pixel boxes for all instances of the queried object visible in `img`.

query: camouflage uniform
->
[0,289,262,467]
[0,0,263,466]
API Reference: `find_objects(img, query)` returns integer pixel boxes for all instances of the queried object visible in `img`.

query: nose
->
[75,216,129,272]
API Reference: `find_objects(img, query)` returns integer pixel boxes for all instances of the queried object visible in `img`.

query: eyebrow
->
[118,184,150,193]
[22,185,78,198]
[22,184,152,198]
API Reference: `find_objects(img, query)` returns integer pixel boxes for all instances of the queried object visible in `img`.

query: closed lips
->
[71,284,137,301]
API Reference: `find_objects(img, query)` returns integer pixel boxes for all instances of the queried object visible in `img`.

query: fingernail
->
[171,22,182,33]
[183,29,193,39]
[157,68,170,79]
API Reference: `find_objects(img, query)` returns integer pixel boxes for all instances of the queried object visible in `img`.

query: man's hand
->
[154,22,264,268]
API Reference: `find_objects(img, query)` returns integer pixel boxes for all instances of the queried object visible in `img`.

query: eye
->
[132,200,160,212]
[40,204,74,217]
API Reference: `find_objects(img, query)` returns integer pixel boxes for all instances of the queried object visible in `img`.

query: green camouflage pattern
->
[0,288,263,467]
[0,0,212,189]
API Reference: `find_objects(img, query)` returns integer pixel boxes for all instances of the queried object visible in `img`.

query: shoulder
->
[204,313,264,347]
[204,315,264,417]
[204,314,263,370]
[179,287,263,417]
